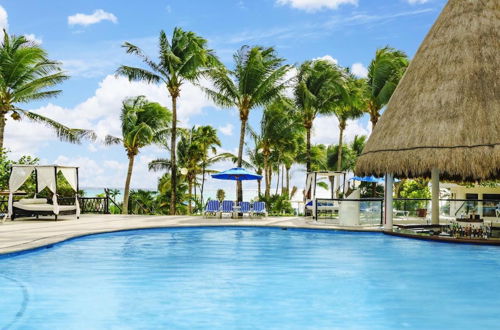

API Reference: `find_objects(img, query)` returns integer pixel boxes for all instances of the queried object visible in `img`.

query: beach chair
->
[203,200,220,218]
[239,201,251,218]
[220,200,235,218]
[251,202,268,218]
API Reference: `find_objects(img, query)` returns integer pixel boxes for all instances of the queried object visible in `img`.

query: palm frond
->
[104,135,122,145]
[116,66,163,84]
[19,110,91,144]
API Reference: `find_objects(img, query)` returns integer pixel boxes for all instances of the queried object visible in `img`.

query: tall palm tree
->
[294,59,346,173]
[117,28,220,215]
[203,46,291,202]
[0,30,92,149]
[333,72,366,171]
[365,46,409,129]
[105,96,171,214]
[250,99,302,198]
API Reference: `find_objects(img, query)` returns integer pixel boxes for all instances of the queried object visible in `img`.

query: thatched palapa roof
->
[355,0,500,181]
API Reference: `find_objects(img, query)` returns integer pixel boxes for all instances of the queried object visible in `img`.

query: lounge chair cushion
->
[13,202,76,212]
[18,198,48,205]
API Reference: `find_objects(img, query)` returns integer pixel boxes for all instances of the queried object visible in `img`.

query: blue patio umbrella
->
[350,176,400,183]
[211,167,262,181]
[350,176,385,183]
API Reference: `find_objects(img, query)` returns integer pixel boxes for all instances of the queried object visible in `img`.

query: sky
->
[0,0,447,199]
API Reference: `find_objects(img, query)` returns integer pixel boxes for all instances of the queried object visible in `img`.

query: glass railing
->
[308,198,500,227]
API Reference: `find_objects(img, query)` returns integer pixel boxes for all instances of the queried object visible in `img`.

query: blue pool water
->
[1,227,500,329]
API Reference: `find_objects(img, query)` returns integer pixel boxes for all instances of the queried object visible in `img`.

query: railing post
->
[105,191,110,214]
[384,174,394,231]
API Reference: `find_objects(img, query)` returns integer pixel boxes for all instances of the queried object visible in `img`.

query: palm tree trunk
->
[337,124,344,172]
[275,165,280,195]
[257,179,262,197]
[236,117,247,203]
[266,167,273,198]
[170,95,178,215]
[281,165,285,195]
[264,152,270,198]
[306,127,311,173]
[370,113,379,130]
[188,179,192,214]
[122,155,135,214]
[200,161,206,206]
[285,165,290,196]
[0,113,5,151]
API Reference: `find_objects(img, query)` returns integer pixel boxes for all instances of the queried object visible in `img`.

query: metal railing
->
[0,196,111,215]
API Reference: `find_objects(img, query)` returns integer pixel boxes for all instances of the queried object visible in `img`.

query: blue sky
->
[1,0,447,197]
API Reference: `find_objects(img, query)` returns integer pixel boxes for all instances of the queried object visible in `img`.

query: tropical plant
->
[117,27,220,215]
[203,45,291,203]
[365,46,409,128]
[350,134,367,157]
[249,98,302,198]
[294,59,346,173]
[156,172,189,214]
[0,30,93,149]
[216,188,225,202]
[105,96,171,214]
[129,189,157,214]
[332,72,366,171]
[246,134,264,196]
[258,193,294,215]
[149,125,233,214]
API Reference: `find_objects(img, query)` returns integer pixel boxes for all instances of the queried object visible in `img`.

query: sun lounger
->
[220,200,235,218]
[203,200,220,218]
[12,198,78,221]
[251,201,267,218]
[239,201,251,218]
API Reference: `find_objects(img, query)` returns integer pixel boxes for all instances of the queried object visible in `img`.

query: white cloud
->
[219,123,234,136]
[277,0,357,12]
[314,55,338,65]
[68,9,118,27]
[407,0,429,4]
[351,62,368,78]
[24,34,42,44]
[311,115,371,145]
[0,6,7,30]
[4,74,214,188]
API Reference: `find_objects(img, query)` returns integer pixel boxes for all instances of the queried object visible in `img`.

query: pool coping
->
[2,214,499,257]
[0,215,382,256]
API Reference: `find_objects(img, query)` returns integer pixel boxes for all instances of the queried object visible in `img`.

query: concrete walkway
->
[0,214,381,255]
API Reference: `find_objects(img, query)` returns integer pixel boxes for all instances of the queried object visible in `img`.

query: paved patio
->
[0,214,381,255]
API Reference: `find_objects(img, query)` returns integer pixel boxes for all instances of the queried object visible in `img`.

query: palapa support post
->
[384,173,394,231]
[431,168,440,225]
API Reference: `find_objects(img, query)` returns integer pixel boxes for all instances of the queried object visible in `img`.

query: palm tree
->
[117,28,220,215]
[294,59,346,173]
[250,99,302,198]
[149,126,233,213]
[203,45,291,203]
[350,135,367,157]
[0,30,93,149]
[105,96,171,214]
[246,134,264,197]
[365,46,409,129]
[333,72,366,171]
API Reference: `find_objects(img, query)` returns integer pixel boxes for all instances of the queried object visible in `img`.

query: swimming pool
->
[1,227,499,329]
